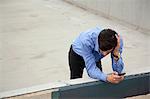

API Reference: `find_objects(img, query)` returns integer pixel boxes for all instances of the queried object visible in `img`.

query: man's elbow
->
[87,70,96,79]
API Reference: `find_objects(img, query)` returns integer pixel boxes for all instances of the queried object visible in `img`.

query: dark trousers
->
[68,45,102,79]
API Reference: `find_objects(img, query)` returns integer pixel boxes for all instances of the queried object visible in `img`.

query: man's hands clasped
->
[106,72,124,84]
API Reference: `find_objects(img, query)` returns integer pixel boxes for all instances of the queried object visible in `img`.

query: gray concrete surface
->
[0,0,150,93]
[126,94,150,99]
[64,0,150,32]
[5,90,53,99]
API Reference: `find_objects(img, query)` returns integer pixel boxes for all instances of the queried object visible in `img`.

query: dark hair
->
[98,29,117,51]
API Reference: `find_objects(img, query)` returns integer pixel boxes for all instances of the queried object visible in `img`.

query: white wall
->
[64,0,150,31]
[0,67,2,92]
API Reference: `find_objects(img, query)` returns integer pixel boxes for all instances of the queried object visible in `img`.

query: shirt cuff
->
[113,56,121,64]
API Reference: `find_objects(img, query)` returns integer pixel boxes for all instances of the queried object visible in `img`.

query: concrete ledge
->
[52,72,150,99]
[1,72,150,99]
[0,79,96,98]
[0,82,66,99]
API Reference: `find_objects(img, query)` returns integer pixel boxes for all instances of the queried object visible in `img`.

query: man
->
[68,27,124,84]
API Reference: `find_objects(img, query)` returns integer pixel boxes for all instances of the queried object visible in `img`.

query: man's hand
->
[113,34,120,55]
[106,72,124,84]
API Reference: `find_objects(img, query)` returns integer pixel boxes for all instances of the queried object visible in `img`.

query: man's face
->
[99,48,113,56]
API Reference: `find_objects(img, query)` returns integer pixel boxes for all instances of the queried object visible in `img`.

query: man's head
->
[98,29,118,55]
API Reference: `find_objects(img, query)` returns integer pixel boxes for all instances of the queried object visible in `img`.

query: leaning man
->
[68,27,125,84]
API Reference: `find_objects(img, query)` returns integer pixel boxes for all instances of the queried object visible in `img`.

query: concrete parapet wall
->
[1,72,150,99]
[64,0,150,32]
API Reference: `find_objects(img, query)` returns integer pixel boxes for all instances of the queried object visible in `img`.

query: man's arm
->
[111,35,124,73]
[82,44,107,82]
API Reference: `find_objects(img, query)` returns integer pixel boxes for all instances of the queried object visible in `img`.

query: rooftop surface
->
[0,0,150,93]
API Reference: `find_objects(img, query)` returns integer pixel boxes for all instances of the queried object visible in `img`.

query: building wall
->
[64,0,150,31]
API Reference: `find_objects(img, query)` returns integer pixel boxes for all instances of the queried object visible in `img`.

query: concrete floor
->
[126,94,150,99]
[0,0,150,93]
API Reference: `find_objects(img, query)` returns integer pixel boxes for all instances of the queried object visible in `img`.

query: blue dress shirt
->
[72,27,124,82]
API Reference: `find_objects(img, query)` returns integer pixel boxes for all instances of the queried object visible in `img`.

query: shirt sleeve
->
[82,44,107,82]
[111,37,124,73]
